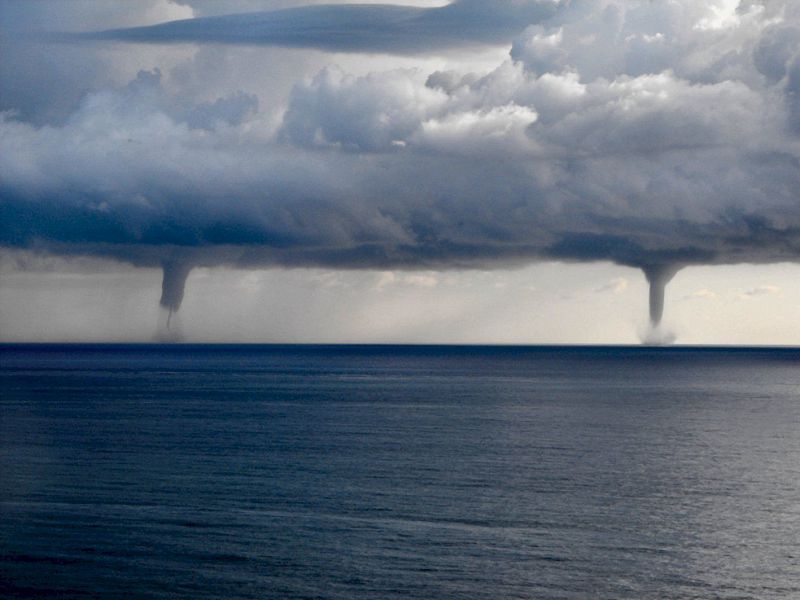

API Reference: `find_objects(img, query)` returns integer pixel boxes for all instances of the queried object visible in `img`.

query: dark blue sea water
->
[1,345,799,599]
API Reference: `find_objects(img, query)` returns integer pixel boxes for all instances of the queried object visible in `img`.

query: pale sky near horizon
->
[2,257,798,344]
[2,0,800,344]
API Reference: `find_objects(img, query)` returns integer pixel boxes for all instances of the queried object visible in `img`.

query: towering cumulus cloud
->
[2,0,800,339]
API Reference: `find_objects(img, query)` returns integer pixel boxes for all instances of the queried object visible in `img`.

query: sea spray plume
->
[641,324,677,347]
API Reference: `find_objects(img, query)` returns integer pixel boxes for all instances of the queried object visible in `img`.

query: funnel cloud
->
[644,265,680,329]
[160,259,193,327]
[2,1,800,341]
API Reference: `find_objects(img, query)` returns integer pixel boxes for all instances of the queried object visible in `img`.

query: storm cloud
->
[3,0,800,325]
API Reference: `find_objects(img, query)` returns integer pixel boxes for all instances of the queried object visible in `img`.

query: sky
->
[1,0,800,344]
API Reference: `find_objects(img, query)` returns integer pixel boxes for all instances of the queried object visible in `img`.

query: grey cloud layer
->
[3,0,800,298]
[60,1,560,53]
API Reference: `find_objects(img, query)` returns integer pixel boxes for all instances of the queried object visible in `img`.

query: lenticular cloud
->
[2,0,800,326]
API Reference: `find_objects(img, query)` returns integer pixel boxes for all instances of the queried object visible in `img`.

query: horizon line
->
[2,342,799,350]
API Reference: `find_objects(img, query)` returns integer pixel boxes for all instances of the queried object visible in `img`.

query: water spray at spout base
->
[641,325,677,346]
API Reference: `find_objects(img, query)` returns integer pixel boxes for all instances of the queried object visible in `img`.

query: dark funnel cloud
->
[3,0,800,338]
[644,265,681,329]
[160,258,193,321]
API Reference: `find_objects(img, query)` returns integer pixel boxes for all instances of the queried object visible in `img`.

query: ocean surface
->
[1,344,799,599]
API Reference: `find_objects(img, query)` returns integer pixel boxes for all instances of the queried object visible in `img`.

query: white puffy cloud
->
[682,289,719,301]
[740,284,782,297]
[281,67,447,150]
[596,277,628,294]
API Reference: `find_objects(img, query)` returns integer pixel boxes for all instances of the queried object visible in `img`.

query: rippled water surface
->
[1,344,799,599]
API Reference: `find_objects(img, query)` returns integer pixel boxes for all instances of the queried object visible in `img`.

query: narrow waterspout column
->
[160,259,192,328]
[643,264,680,329]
